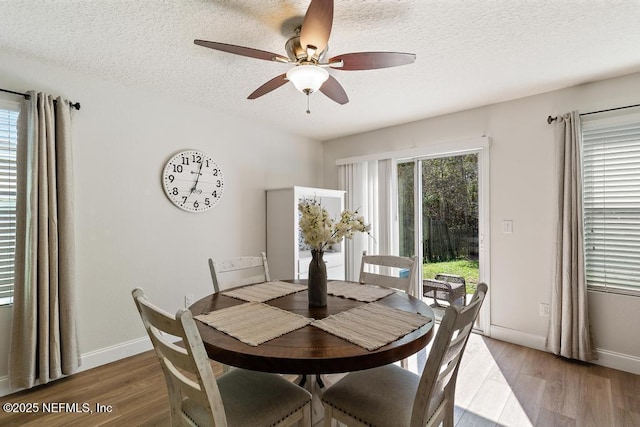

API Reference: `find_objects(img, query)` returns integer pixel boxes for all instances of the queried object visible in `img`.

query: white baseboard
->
[0,335,152,397]
[489,325,640,375]
[594,348,640,376]
[0,376,8,397]
[490,325,547,351]
[79,336,152,372]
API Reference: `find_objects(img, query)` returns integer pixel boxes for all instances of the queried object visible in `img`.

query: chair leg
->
[302,403,311,427]
[323,405,333,427]
[443,397,455,427]
[429,290,442,307]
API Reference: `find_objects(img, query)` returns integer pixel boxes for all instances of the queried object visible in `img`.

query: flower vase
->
[308,249,327,307]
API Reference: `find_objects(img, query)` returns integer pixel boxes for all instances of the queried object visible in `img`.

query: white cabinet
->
[266,186,346,281]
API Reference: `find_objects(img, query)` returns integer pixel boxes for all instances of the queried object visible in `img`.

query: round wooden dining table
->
[189,280,435,375]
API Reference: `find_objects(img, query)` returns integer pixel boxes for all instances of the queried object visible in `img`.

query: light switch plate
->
[503,220,513,233]
[185,294,194,308]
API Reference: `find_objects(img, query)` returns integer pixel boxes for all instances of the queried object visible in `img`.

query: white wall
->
[322,72,640,374]
[0,52,323,392]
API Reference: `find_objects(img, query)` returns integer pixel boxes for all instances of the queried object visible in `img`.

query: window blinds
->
[0,107,17,305]
[582,113,640,295]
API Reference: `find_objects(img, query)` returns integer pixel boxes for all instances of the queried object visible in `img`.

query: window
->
[582,110,640,296]
[0,104,17,306]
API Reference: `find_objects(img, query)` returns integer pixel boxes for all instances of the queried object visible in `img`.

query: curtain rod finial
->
[547,115,557,124]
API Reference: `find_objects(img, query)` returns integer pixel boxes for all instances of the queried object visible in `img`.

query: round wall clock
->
[162,150,224,212]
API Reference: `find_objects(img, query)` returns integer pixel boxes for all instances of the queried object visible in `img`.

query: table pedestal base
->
[297,373,346,426]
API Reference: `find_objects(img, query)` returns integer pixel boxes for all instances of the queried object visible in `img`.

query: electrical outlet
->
[185,294,194,308]
[539,303,550,317]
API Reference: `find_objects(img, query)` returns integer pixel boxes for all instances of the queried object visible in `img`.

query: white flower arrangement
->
[298,198,371,252]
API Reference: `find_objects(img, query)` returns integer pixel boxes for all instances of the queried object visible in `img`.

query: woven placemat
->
[195,302,313,346]
[222,280,307,302]
[312,302,432,351]
[327,281,395,302]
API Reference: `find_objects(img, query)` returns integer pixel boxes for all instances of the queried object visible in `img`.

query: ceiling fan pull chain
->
[306,93,311,114]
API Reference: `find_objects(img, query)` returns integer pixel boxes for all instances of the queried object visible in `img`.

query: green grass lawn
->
[423,259,479,294]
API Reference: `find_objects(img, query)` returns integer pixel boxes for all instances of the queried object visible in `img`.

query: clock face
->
[162,150,224,212]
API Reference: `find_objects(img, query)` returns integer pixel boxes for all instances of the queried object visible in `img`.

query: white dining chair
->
[359,251,418,294]
[131,288,311,427]
[208,252,273,373]
[359,251,419,368]
[208,252,271,293]
[322,283,488,427]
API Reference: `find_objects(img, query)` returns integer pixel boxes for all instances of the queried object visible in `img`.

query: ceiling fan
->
[194,0,416,112]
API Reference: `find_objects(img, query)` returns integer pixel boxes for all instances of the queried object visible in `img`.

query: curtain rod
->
[547,103,640,124]
[0,88,81,110]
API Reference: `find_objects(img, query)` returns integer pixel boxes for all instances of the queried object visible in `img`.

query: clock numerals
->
[190,154,205,165]
[163,150,224,212]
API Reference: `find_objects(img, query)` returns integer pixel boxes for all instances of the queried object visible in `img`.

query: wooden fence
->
[423,219,478,262]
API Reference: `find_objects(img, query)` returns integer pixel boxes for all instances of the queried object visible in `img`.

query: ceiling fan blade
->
[300,0,333,55]
[247,74,289,99]
[194,40,289,63]
[320,75,348,105]
[329,52,416,71]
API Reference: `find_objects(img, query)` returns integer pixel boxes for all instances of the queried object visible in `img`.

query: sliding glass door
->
[398,149,489,332]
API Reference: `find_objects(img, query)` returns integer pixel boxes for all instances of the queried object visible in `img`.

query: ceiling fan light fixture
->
[286,65,329,94]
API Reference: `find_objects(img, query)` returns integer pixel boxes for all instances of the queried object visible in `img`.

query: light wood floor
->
[1,333,639,426]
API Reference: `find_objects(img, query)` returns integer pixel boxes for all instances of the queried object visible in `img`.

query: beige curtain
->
[546,111,597,362]
[9,92,80,390]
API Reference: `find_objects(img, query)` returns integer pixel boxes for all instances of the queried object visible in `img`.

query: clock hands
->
[190,159,205,194]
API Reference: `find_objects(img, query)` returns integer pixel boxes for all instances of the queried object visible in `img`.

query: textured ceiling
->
[2,1,640,141]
